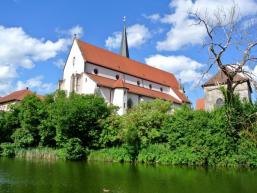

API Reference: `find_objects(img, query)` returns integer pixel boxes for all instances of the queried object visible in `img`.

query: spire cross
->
[123,16,126,23]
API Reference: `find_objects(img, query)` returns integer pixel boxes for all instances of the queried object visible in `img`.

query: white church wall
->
[113,88,127,115]
[79,73,97,94]
[63,40,85,93]
[99,87,112,104]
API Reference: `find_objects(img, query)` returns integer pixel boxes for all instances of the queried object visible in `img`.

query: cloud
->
[145,54,206,86]
[143,13,161,22]
[56,25,84,40]
[157,0,257,51]
[0,25,83,95]
[54,58,65,69]
[16,76,56,94]
[105,24,151,49]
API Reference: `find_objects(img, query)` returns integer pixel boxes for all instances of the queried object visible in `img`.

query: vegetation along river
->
[0,158,257,193]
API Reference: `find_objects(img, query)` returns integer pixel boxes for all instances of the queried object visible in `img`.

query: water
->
[0,158,257,193]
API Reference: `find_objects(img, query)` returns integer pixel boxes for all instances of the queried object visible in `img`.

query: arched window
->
[127,98,133,109]
[116,75,120,80]
[149,84,152,89]
[137,81,140,86]
[216,98,224,107]
[94,68,98,74]
[160,87,163,92]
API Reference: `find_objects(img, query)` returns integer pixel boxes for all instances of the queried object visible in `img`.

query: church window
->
[127,98,133,109]
[137,81,140,86]
[94,68,98,74]
[216,98,224,107]
[72,57,75,67]
[149,84,152,89]
[160,87,163,92]
[116,75,120,80]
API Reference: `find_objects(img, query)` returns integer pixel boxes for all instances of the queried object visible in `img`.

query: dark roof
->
[203,69,249,87]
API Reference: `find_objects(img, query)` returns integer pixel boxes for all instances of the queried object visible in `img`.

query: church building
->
[59,20,190,115]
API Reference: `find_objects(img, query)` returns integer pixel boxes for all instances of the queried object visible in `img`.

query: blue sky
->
[1,0,257,106]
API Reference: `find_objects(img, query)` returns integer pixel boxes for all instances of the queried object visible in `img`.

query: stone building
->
[196,68,252,111]
[58,20,190,115]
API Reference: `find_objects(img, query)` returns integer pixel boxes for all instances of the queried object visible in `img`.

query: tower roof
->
[120,16,129,58]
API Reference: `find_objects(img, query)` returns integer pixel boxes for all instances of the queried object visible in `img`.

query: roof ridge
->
[76,39,178,84]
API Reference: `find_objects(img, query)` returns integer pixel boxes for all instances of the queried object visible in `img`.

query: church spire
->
[120,16,129,58]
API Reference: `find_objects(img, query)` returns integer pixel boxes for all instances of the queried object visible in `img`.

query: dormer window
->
[137,81,140,86]
[94,68,98,74]
[160,87,163,92]
[116,75,120,80]
[149,84,152,89]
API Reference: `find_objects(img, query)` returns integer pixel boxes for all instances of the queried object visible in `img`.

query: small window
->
[127,98,133,109]
[72,57,75,67]
[94,68,98,74]
[216,98,224,107]
[149,84,152,89]
[160,87,163,92]
[116,75,120,80]
[137,81,140,86]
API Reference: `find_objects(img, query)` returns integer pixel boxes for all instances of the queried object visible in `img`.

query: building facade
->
[59,22,190,115]
[196,69,252,111]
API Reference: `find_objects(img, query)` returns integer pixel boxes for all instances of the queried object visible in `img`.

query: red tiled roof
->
[173,89,190,103]
[87,73,182,104]
[0,89,44,104]
[196,98,205,110]
[113,79,127,89]
[77,40,180,89]
[0,89,32,104]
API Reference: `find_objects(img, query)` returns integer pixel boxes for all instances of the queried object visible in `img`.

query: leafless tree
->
[190,4,257,105]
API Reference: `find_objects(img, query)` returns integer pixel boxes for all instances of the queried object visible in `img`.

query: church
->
[58,20,190,115]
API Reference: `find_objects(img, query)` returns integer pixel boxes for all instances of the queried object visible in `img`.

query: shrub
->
[58,138,86,160]
[138,144,170,163]
[11,128,34,148]
[88,147,131,162]
[0,143,16,158]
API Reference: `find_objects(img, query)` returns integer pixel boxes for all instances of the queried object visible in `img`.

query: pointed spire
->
[120,16,130,58]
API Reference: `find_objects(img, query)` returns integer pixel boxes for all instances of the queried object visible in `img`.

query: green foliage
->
[58,138,87,160]
[0,143,16,157]
[138,144,170,163]
[88,147,131,162]
[11,128,34,148]
[17,94,46,146]
[51,93,111,148]
[120,100,171,160]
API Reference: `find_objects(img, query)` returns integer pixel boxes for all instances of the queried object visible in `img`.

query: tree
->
[191,4,257,106]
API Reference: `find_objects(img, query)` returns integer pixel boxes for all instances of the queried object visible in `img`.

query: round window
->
[116,75,119,80]
[94,69,98,74]
[216,98,224,107]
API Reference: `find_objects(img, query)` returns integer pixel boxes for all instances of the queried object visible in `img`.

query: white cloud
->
[157,0,257,51]
[16,76,55,94]
[144,13,161,22]
[54,58,65,69]
[105,24,151,49]
[0,25,83,95]
[145,54,206,86]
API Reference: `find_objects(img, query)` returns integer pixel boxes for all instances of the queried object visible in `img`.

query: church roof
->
[203,68,250,87]
[87,73,183,104]
[0,89,32,104]
[77,40,180,90]
[113,79,127,89]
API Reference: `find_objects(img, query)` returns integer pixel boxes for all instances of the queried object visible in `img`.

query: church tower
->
[120,16,129,58]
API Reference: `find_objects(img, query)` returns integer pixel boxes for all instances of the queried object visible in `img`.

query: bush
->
[58,138,86,160]
[0,143,16,157]
[11,128,34,148]
[138,144,170,163]
[88,147,131,162]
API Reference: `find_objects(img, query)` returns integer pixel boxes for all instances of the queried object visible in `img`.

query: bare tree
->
[190,4,257,106]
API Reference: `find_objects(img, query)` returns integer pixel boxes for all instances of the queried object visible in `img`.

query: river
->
[0,158,257,193]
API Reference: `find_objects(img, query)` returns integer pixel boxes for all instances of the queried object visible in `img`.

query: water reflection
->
[0,158,257,193]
